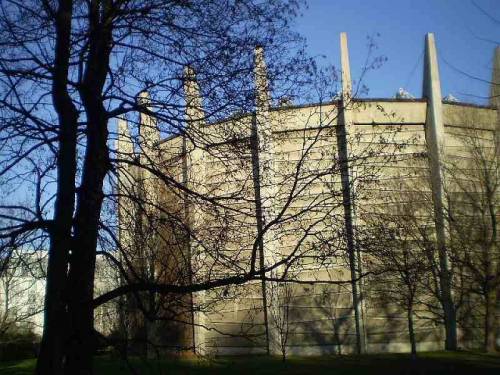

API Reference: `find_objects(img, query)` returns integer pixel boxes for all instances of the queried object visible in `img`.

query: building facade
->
[117,33,499,355]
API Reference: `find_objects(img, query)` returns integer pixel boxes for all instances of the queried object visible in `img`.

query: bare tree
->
[0,1,318,373]
[363,191,435,357]
[268,282,293,361]
[444,123,499,352]
[0,0,406,372]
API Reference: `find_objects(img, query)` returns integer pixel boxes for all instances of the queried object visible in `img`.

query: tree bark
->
[485,287,497,352]
[36,1,78,374]
[63,1,113,372]
[442,294,458,351]
[64,99,110,374]
[407,304,417,358]
[64,112,109,374]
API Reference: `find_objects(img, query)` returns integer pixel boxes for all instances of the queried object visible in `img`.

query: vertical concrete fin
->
[423,33,446,205]
[138,91,160,153]
[253,45,275,186]
[490,47,500,152]
[254,46,271,113]
[252,45,279,355]
[182,66,207,355]
[338,32,366,354]
[117,116,134,159]
[137,91,160,234]
[184,66,206,128]
[116,116,135,256]
[253,45,275,241]
[340,32,353,101]
[490,46,500,107]
[423,33,457,349]
[423,33,445,155]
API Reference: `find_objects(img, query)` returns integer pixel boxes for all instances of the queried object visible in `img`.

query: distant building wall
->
[0,254,119,338]
[117,33,499,355]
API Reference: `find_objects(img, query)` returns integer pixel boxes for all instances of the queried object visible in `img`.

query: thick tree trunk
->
[64,108,109,374]
[36,233,71,375]
[64,247,97,375]
[63,2,113,371]
[64,173,104,375]
[64,135,108,373]
[36,1,77,374]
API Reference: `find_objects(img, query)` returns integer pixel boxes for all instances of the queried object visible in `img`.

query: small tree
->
[269,282,293,361]
[319,283,348,355]
[364,192,433,357]
[444,124,499,352]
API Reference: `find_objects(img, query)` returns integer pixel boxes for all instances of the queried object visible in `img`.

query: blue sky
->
[294,0,499,104]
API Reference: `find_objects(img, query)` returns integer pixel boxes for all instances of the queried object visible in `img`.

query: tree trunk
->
[36,1,78,373]
[64,111,109,374]
[485,287,497,352]
[407,305,417,357]
[63,4,113,370]
[36,236,71,375]
[64,164,107,374]
[442,296,458,351]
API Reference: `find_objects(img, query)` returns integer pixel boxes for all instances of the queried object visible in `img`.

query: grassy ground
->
[1,351,500,374]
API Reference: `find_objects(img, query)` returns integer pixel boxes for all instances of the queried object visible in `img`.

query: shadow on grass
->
[1,351,500,374]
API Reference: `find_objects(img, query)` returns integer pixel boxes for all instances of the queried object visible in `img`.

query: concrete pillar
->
[183,65,207,354]
[489,46,500,108]
[137,91,161,218]
[490,46,500,151]
[251,45,280,355]
[338,32,366,354]
[489,46,500,348]
[137,91,161,209]
[184,66,206,127]
[115,116,137,345]
[340,32,353,112]
[422,32,457,350]
[136,92,162,356]
[117,116,134,160]
[116,116,135,252]
[138,91,160,160]
[423,31,447,272]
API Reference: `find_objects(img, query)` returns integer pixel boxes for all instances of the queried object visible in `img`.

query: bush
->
[0,328,40,361]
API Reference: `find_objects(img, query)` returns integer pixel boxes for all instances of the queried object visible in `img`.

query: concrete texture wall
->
[117,33,499,356]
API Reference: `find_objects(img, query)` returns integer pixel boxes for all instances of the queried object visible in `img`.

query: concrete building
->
[117,33,499,355]
[0,253,119,338]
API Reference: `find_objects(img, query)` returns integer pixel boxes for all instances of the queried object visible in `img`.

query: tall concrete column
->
[183,65,207,354]
[338,32,366,354]
[116,117,135,253]
[491,46,500,150]
[251,45,280,355]
[489,45,500,352]
[115,116,136,348]
[137,91,161,214]
[138,91,161,159]
[117,116,134,159]
[136,91,162,357]
[423,33,457,350]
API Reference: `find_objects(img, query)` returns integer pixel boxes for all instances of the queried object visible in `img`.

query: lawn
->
[1,351,500,374]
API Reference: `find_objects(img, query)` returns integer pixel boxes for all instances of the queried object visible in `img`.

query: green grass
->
[1,351,500,374]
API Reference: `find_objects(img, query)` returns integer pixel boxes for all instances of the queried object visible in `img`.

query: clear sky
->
[294,0,499,104]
